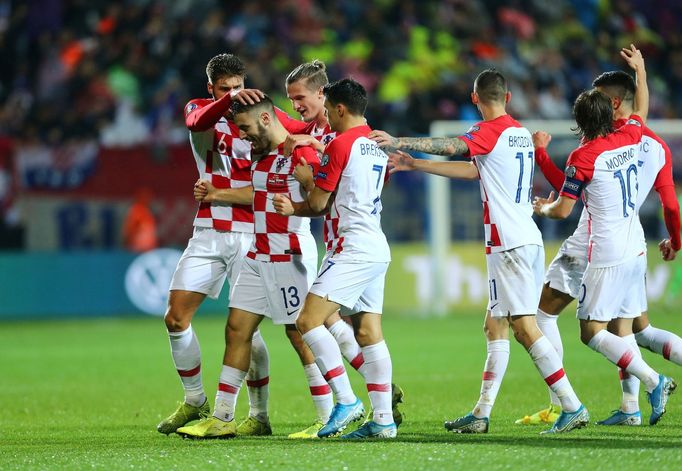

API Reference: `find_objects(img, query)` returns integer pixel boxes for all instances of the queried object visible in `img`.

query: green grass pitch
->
[2,311,682,470]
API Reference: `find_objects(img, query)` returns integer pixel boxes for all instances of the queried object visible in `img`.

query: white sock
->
[536,309,563,407]
[302,326,357,405]
[473,339,510,419]
[588,330,659,392]
[168,325,205,407]
[245,330,269,422]
[361,341,393,425]
[214,365,246,422]
[303,363,333,423]
[528,336,581,413]
[619,334,641,414]
[636,325,682,365]
[328,319,367,378]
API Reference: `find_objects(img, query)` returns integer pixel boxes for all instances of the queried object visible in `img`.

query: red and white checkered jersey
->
[560,115,645,267]
[275,109,340,249]
[247,143,320,262]
[185,98,254,233]
[456,115,543,254]
[315,124,390,262]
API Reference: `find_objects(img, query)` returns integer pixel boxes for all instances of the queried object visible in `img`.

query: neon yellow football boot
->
[236,416,272,436]
[515,404,562,425]
[176,416,237,438]
[362,383,405,427]
[288,420,324,439]
[157,400,209,435]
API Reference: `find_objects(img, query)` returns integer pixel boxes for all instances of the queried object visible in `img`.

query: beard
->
[249,122,272,160]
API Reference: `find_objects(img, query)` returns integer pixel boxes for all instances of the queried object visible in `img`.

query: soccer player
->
[372,69,587,434]
[157,53,271,435]
[273,79,397,439]
[175,95,322,438]
[533,45,676,426]
[280,60,404,436]
[520,67,680,426]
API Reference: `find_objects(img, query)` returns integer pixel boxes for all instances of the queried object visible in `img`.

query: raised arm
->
[532,131,565,192]
[388,150,478,180]
[621,44,648,122]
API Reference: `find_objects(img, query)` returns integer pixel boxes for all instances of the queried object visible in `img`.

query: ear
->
[612,96,622,110]
[471,92,479,105]
[318,87,325,98]
[505,91,511,104]
[336,103,345,118]
[260,111,272,126]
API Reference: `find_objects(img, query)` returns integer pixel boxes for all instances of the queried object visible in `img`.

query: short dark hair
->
[206,53,246,84]
[230,94,275,117]
[286,60,329,91]
[323,78,367,115]
[572,89,614,141]
[473,69,507,104]
[592,70,635,105]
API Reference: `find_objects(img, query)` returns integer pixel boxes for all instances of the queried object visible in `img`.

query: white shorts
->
[229,253,317,324]
[170,227,253,299]
[576,254,647,322]
[544,249,588,299]
[309,255,389,315]
[486,244,544,317]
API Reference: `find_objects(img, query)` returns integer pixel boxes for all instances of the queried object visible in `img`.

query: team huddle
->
[156,43,679,440]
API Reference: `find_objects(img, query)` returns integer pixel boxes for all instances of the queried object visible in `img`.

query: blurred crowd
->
[1,0,681,247]
[1,0,681,146]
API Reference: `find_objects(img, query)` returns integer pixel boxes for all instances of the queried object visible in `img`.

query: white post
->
[426,158,450,316]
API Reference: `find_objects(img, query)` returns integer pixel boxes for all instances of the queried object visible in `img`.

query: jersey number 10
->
[613,164,638,217]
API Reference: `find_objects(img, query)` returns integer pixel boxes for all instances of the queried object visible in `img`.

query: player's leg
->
[580,258,675,425]
[325,312,367,377]
[634,312,682,366]
[340,311,397,439]
[445,312,510,434]
[284,323,334,439]
[597,318,642,425]
[236,329,273,436]
[177,307,263,438]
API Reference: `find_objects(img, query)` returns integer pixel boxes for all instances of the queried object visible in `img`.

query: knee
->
[164,306,190,332]
[295,313,318,335]
[512,328,529,346]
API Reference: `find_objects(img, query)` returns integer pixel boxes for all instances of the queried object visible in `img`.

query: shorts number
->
[489,278,497,301]
[280,286,300,309]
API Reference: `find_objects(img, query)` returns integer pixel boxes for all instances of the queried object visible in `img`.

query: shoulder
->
[184,98,211,117]
[293,145,321,165]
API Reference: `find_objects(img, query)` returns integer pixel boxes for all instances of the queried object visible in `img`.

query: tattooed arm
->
[370,130,469,157]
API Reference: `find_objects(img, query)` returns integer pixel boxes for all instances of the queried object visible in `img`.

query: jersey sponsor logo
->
[267,174,287,187]
[463,133,475,141]
[322,135,334,145]
[321,154,330,166]
[489,302,499,310]
[565,165,577,178]
[626,118,641,127]
[466,125,480,133]
[287,308,300,316]
[317,171,328,180]
[185,102,198,116]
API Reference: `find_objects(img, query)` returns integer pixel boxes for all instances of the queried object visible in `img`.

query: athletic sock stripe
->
[177,365,201,377]
[218,382,239,394]
[310,384,332,396]
[663,342,672,360]
[544,368,565,386]
[322,365,346,382]
[617,350,634,369]
[246,376,270,388]
[350,353,365,370]
[482,371,496,381]
[367,383,391,392]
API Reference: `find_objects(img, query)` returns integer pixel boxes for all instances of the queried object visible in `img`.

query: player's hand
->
[273,193,295,216]
[293,157,315,191]
[230,88,265,105]
[369,130,399,151]
[532,131,552,149]
[620,44,644,72]
[659,238,678,261]
[388,150,416,174]
[532,191,555,216]
[283,134,323,156]
[194,179,216,203]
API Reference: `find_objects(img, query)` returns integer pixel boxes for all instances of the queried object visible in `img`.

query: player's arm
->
[652,147,681,259]
[185,89,264,132]
[621,44,648,122]
[284,134,325,156]
[532,131,565,192]
[388,150,478,180]
[194,179,253,205]
[273,188,333,217]
[370,130,469,157]
[533,191,576,219]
